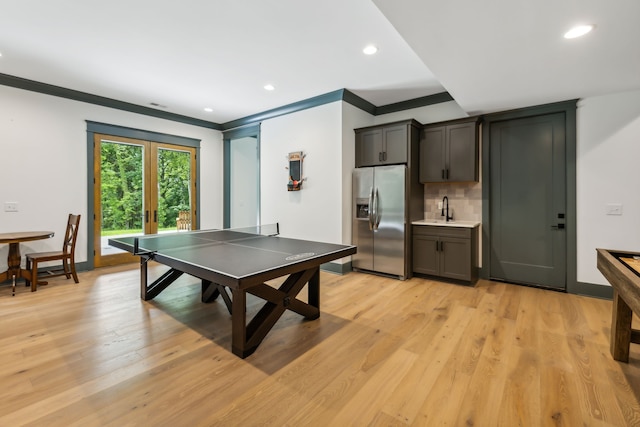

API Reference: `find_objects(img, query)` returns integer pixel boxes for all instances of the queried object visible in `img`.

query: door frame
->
[86,121,201,270]
[223,124,261,229]
[481,100,578,292]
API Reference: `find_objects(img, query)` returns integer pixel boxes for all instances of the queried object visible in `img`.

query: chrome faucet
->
[441,196,453,222]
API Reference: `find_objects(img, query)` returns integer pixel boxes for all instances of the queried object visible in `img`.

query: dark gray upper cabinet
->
[420,118,480,183]
[355,120,420,167]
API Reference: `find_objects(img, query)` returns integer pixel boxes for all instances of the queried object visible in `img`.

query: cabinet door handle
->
[446,169,449,180]
[145,210,149,223]
[441,169,445,179]
[379,152,383,162]
[441,241,444,251]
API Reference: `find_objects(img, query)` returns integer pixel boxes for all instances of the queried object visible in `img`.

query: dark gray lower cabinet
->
[412,225,478,284]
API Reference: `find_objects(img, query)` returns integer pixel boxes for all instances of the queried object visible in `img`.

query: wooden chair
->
[25,214,81,292]
[176,210,191,231]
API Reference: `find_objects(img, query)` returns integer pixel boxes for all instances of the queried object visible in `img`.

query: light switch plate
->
[4,202,19,212]
[606,203,623,215]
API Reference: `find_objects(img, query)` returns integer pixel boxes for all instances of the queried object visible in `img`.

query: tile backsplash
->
[423,182,482,222]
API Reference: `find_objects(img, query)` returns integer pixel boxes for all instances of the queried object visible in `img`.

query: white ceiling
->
[374,0,640,115]
[1,0,638,125]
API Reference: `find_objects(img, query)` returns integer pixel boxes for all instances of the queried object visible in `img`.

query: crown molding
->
[0,72,222,130]
[1,73,454,130]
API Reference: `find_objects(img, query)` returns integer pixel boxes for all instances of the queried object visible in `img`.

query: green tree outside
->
[101,142,191,233]
[157,148,191,229]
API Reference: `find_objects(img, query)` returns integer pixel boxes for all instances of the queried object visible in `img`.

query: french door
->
[93,134,196,267]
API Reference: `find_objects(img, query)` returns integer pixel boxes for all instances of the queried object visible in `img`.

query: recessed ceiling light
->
[363,45,378,55]
[264,84,275,91]
[204,107,213,112]
[564,24,595,39]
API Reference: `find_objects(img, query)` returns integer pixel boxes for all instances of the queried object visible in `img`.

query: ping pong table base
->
[139,259,320,358]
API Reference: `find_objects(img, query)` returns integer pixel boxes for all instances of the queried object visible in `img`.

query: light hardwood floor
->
[2,264,640,426]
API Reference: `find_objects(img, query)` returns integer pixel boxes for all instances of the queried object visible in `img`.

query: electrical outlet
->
[437,201,443,210]
[4,202,19,212]
[606,203,623,215]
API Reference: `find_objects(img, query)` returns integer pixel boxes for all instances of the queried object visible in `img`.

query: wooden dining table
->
[0,231,55,295]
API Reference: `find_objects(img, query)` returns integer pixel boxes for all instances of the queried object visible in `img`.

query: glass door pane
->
[95,137,147,267]
[156,146,194,233]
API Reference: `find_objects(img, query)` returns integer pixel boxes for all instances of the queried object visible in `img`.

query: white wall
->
[0,85,222,271]
[260,102,347,244]
[577,89,640,285]
[375,100,468,125]
[341,103,375,245]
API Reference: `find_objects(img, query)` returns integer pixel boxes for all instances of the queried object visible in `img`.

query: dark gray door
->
[489,113,566,290]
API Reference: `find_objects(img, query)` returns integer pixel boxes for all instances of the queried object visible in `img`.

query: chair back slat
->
[63,214,81,254]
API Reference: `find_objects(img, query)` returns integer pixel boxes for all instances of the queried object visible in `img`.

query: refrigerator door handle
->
[368,187,375,230]
[373,188,381,230]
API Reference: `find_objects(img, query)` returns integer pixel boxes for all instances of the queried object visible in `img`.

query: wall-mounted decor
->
[286,151,306,191]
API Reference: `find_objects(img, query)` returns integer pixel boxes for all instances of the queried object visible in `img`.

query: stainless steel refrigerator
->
[352,165,408,278]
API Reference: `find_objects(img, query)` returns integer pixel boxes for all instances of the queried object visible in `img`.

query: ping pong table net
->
[132,223,280,256]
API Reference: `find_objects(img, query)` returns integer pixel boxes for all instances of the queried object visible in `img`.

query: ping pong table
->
[108,225,356,358]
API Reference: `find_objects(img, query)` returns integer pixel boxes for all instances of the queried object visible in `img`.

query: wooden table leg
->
[4,243,24,295]
[231,268,320,358]
[7,242,22,278]
[138,259,183,301]
[140,257,148,300]
[307,267,320,315]
[202,280,220,302]
[202,280,232,314]
[231,289,248,358]
[611,289,633,362]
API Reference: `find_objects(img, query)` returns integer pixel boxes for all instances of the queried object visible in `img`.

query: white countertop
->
[412,219,481,228]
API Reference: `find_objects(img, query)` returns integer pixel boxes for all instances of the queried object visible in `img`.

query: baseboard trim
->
[571,281,613,300]
[34,261,91,274]
[321,261,352,275]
